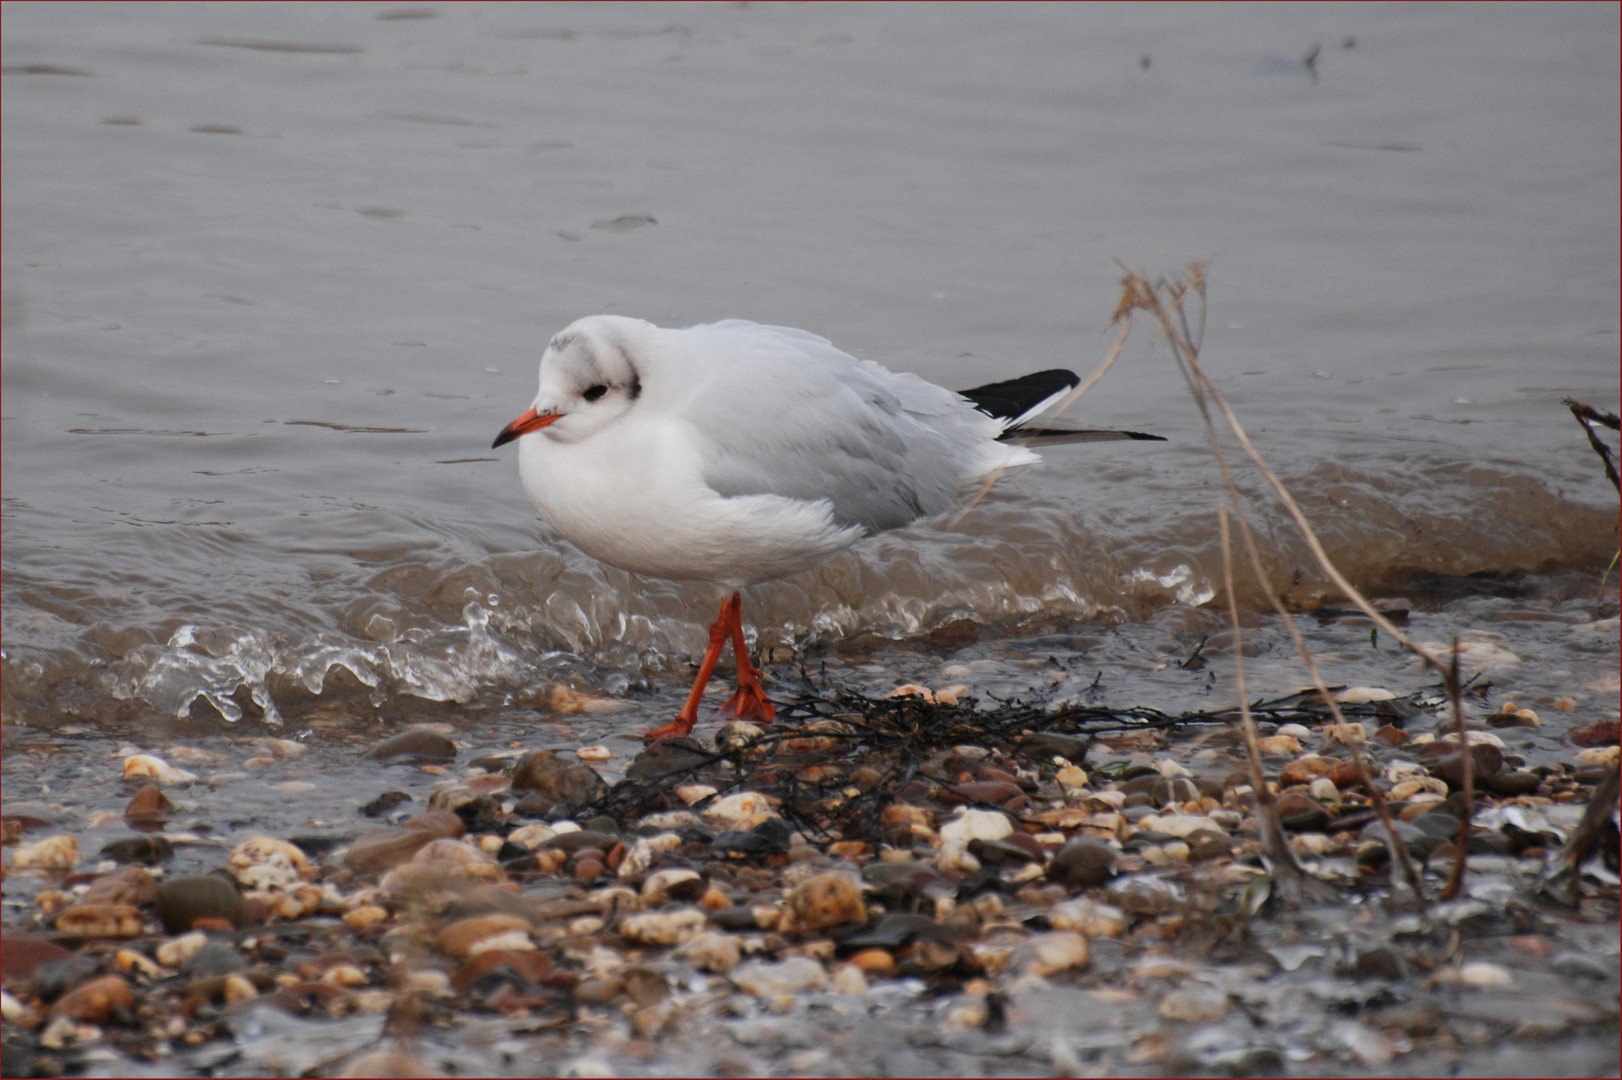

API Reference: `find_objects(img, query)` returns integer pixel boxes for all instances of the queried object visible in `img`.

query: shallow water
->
[2,2,1618,735]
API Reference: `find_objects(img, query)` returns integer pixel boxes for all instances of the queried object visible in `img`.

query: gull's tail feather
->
[1003,426,1166,445]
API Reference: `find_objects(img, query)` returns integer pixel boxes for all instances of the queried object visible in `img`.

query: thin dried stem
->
[1439,640,1473,901]
[948,317,1133,528]
[1220,506,1327,903]
[1233,504,1429,907]
[1117,264,1430,906]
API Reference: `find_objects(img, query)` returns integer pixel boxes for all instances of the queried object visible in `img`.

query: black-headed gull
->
[493,316,1115,740]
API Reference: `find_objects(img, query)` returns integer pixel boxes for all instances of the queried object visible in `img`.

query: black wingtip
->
[959,369,1081,423]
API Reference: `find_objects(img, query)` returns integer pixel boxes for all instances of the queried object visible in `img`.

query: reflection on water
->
[1,3,1616,731]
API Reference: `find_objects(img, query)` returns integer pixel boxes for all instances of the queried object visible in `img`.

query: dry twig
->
[1112,263,1455,907]
[1563,397,1621,493]
[1439,640,1473,901]
[1219,507,1331,902]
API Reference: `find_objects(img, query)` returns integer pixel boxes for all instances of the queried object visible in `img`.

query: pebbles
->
[437,914,534,958]
[121,753,198,786]
[731,955,828,998]
[229,836,315,892]
[54,905,143,939]
[620,908,705,946]
[778,870,866,934]
[1012,931,1091,978]
[2,666,1617,1079]
[10,835,80,872]
[154,875,247,934]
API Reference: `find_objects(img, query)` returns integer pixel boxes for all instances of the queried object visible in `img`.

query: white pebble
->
[938,808,1013,846]
[1335,687,1396,704]
[1048,898,1129,938]
[11,835,79,872]
[731,955,828,998]
[1457,962,1514,990]
[122,753,198,786]
[701,792,778,830]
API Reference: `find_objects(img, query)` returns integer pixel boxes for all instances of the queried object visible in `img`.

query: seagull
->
[493,316,1156,740]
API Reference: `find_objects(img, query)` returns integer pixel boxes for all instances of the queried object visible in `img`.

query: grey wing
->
[677,322,1010,534]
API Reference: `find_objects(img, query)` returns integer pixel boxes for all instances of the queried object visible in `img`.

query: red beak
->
[492,407,561,449]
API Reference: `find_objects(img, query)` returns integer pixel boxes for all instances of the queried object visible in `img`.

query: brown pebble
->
[848,948,897,977]
[1048,837,1118,888]
[1274,791,1333,831]
[124,784,173,824]
[345,828,438,873]
[52,974,135,1023]
[510,750,608,815]
[1570,719,1621,747]
[1274,791,1322,817]
[363,727,458,763]
[881,803,932,830]
[1188,832,1233,861]
[437,913,533,958]
[343,905,390,930]
[573,976,623,1005]
[1327,760,1370,791]
[1431,744,1503,789]
[0,935,71,981]
[1480,771,1542,797]
[779,871,867,934]
[405,809,467,838]
[1374,725,1409,746]
[572,857,604,883]
[451,948,552,994]
[56,903,144,938]
[827,840,871,861]
[81,865,158,907]
[1279,756,1333,786]
[940,780,1024,807]
[999,832,1047,861]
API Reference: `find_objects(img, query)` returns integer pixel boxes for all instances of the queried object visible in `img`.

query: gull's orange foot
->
[642,716,697,742]
[718,684,776,724]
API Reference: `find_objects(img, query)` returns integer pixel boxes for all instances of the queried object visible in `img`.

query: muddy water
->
[3,5,1618,739]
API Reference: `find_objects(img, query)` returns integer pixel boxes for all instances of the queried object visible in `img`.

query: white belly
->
[516,415,863,587]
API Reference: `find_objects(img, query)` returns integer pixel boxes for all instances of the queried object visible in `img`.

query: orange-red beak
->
[492,407,561,449]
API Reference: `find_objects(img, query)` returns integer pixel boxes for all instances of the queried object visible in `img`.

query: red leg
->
[643,595,735,742]
[718,592,775,724]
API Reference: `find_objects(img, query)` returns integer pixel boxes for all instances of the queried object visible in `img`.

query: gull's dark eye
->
[582,384,609,403]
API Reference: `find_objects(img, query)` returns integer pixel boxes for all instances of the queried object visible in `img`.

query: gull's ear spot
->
[582,384,609,403]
